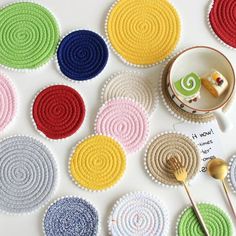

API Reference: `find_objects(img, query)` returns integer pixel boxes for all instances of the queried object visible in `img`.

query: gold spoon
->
[207,158,236,219]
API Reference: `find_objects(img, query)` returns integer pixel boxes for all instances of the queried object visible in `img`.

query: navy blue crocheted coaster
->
[44,197,99,236]
[57,30,109,81]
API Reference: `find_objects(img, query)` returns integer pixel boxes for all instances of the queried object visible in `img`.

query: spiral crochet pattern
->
[69,135,126,191]
[228,156,236,192]
[0,2,60,69]
[0,136,57,214]
[0,73,16,131]
[209,0,236,48]
[32,85,85,140]
[108,192,168,236]
[57,30,109,81]
[102,72,157,114]
[177,203,232,236]
[95,99,149,153]
[145,133,200,186]
[106,0,181,66]
[44,197,99,236]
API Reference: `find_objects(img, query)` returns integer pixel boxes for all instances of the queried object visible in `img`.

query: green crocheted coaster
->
[0,2,60,70]
[177,203,233,236]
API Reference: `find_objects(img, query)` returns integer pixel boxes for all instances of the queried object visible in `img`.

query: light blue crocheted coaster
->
[228,155,236,192]
[0,136,57,214]
[43,197,99,236]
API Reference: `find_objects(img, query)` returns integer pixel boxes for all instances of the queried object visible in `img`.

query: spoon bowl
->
[207,158,228,180]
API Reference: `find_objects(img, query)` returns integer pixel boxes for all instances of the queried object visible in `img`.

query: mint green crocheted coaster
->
[177,203,233,236]
[0,2,60,70]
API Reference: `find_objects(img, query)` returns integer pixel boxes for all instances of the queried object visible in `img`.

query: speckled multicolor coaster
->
[43,196,99,236]
[69,135,126,191]
[0,2,60,70]
[176,203,233,236]
[57,30,109,81]
[209,0,236,48]
[108,192,168,236]
[0,136,57,214]
[160,55,234,123]
[101,72,158,114]
[106,0,181,67]
[0,73,16,131]
[228,155,236,193]
[144,132,200,186]
[32,85,85,140]
[95,98,149,153]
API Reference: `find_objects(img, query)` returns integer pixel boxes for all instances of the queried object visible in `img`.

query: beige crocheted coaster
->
[145,132,200,186]
[160,55,234,123]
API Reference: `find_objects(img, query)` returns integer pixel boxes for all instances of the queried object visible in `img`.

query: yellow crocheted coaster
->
[106,0,181,66]
[69,135,126,191]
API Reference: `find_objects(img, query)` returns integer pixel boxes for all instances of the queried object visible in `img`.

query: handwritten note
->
[174,121,224,173]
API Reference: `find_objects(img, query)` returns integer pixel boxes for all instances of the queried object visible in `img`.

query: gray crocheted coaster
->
[0,136,57,214]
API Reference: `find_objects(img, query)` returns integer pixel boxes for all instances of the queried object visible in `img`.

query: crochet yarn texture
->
[0,73,16,131]
[177,203,232,236]
[209,0,236,48]
[106,0,181,66]
[0,136,57,214]
[95,99,149,153]
[32,85,85,140]
[0,2,60,69]
[69,135,126,191]
[108,192,168,236]
[44,197,99,236]
[57,30,109,81]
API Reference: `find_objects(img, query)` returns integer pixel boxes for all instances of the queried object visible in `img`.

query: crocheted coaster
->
[106,0,181,67]
[0,2,60,70]
[57,30,109,81]
[43,196,99,236]
[101,72,158,114]
[209,0,236,48]
[32,85,85,140]
[108,192,168,236]
[144,132,200,186]
[69,135,126,191]
[95,99,149,153]
[0,136,57,214]
[160,55,234,123]
[176,203,233,236]
[0,73,16,131]
[228,155,236,193]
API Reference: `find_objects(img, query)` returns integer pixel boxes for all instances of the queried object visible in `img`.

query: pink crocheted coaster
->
[95,98,149,153]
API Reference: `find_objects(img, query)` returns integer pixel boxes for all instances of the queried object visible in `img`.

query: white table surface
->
[1,0,236,235]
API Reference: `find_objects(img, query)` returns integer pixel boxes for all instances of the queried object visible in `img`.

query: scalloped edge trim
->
[100,70,159,115]
[0,134,59,215]
[144,131,201,188]
[207,0,236,50]
[0,1,61,72]
[107,191,169,236]
[104,0,182,68]
[175,202,234,236]
[94,97,150,154]
[30,83,87,142]
[227,155,236,193]
[42,195,100,236]
[55,29,109,83]
[0,71,18,132]
[68,134,127,192]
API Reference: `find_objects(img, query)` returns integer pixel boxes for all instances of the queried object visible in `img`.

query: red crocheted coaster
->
[209,0,236,48]
[32,85,85,140]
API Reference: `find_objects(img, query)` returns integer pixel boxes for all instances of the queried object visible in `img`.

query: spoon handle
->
[222,180,236,219]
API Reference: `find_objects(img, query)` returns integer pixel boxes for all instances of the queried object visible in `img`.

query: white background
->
[0,0,236,235]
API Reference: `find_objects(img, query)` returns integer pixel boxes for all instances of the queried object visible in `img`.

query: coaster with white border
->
[144,132,201,187]
[101,71,158,114]
[108,192,169,236]
[95,98,149,153]
[228,155,236,193]
[0,135,58,214]
[43,196,99,236]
